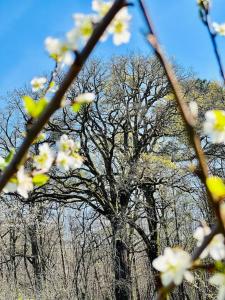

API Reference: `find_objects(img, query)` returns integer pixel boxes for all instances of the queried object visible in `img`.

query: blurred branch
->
[138,0,225,298]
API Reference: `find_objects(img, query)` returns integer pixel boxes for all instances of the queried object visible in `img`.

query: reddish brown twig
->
[138,0,225,298]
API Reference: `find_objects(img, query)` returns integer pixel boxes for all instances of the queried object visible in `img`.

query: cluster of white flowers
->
[152,223,225,297]
[193,224,225,299]
[56,134,83,171]
[1,134,83,199]
[93,0,131,45]
[45,37,74,67]
[44,0,131,66]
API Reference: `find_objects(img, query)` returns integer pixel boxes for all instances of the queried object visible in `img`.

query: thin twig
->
[0,0,128,193]
[201,8,225,84]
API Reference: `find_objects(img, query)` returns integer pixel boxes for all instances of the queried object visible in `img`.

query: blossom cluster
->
[44,0,131,67]
[1,134,83,199]
[7,67,95,200]
[153,223,225,299]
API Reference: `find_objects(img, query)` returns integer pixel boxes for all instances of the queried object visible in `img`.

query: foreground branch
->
[0,0,128,193]
[138,0,224,228]
[138,0,225,298]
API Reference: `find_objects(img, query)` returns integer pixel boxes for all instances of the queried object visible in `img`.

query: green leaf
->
[22,96,47,118]
[32,174,49,186]
[5,149,15,164]
[0,160,6,171]
[32,133,46,144]
[0,149,15,171]
[35,98,48,118]
[49,81,55,88]
[72,103,81,113]
[215,261,225,272]
[23,96,36,117]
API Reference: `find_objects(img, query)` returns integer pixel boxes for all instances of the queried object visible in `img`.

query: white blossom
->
[17,167,33,198]
[92,0,112,17]
[209,273,225,300]
[3,179,17,194]
[45,37,74,66]
[203,110,225,143]
[152,247,193,286]
[109,8,131,45]
[56,135,83,171]
[75,93,95,104]
[66,28,80,50]
[213,22,225,36]
[70,153,83,169]
[189,101,198,119]
[33,143,54,172]
[92,0,131,45]
[73,14,95,42]
[56,152,74,171]
[31,77,47,92]
[56,152,83,171]
[57,134,76,153]
[194,225,225,260]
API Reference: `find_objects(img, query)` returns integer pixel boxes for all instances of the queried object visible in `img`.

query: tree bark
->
[28,223,42,300]
[111,217,131,300]
[143,185,159,299]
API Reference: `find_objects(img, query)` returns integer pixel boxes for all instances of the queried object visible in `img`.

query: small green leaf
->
[0,160,7,171]
[5,149,15,164]
[72,103,81,113]
[32,174,49,186]
[33,133,46,144]
[23,96,36,117]
[35,98,47,118]
[22,96,47,118]
[215,261,225,272]
[49,81,55,88]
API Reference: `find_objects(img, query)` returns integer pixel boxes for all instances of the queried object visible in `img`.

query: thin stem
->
[204,14,225,84]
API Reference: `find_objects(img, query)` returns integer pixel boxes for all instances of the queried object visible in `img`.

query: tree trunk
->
[9,228,17,284]
[28,223,42,300]
[111,217,131,300]
[143,185,159,299]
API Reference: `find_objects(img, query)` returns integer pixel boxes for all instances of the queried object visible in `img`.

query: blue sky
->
[0,0,225,101]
